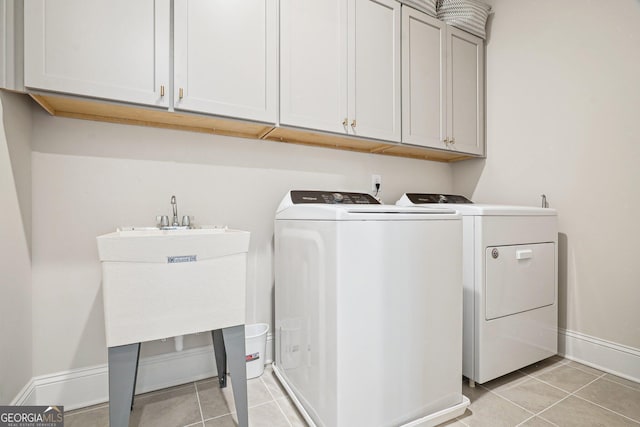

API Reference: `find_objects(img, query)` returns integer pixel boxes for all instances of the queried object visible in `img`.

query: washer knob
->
[332,193,344,203]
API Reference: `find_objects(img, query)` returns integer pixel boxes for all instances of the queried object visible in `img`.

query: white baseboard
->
[13,331,637,409]
[13,333,273,411]
[558,328,640,383]
[10,379,37,406]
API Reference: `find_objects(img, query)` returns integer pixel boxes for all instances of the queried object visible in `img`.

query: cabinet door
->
[280,0,348,134]
[350,0,401,142]
[174,0,277,123]
[401,7,446,148]
[24,0,169,107]
[1,2,16,90]
[446,27,484,155]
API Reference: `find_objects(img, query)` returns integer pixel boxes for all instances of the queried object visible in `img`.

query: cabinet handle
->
[160,85,165,97]
[179,88,184,100]
[450,137,455,144]
[342,118,348,126]
[443,137,450,144]
[351,119,356,128]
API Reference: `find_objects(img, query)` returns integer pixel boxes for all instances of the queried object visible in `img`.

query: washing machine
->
[397,193,558,386]
[274,190,470,427]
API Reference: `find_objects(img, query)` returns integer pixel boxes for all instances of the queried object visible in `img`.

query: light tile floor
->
[65,357,640,426]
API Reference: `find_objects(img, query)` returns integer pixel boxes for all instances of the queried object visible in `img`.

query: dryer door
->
[485,242,555,320]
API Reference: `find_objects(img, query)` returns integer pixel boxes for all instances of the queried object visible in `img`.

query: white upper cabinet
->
[401,7,446,148]
[280,0,401,142]
[279,0,348,134]
[350,0,401,142]
[447,26,484,155]
[24,0,170,107]
[1,1,23,91]
[174,0,277,123]
[402,7,484,155]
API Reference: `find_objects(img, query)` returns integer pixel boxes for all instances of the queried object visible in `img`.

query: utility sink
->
[97,227,251,347]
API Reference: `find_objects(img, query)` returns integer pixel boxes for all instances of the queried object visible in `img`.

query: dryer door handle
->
[516,249,533,260]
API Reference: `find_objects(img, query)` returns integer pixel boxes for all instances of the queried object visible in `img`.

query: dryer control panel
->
[291,191,380,205]
[406,193,473,204]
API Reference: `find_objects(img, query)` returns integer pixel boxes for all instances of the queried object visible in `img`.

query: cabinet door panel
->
[447,27,484,155]
[174,0,277,123]
[350,0,401,142]
[401,7,445,148]
[24,0,169,107]
[280,0,348,133]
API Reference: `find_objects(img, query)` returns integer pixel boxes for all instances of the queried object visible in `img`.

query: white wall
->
[453,0,640,349]
[30,105,453,375]
[0,91,33,403]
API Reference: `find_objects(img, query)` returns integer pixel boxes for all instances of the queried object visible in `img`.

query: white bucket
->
[245,323,269,379]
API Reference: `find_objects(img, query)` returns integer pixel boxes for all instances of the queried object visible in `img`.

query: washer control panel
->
[291,191,380,205]
[406,193,473,204]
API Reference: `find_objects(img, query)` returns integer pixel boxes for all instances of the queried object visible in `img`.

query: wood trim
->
[29,94,56,115]
[27,93,476,163]
[258,127,277,140]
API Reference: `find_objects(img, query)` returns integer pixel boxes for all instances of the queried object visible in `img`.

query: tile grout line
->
[478,383,537,417]
[515,413,559,427]
[530,372,606,425]
[532,393,572,425]
[520,364,602,395]
[135,381,197,401]
[571,393,640,424]
[64,403,109,417]
[202,411,239,424]
[261,371,295,427]
[193,381,206,426]
[272,398,295,427]
[529,375,575,395]
[531,367,640,425]
[599,375,640,392]
[454,415,470,426]
[535,414,561,427]
[260,371,278,401]
[201,400,276,424]
[570,372,607,394]
[565,363,607,377]
[516,358,570,377]
[487,360,604,426]
[464,367,564,425]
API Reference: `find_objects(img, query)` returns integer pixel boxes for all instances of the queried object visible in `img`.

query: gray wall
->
[0,91,32,403]
[454,0,640,348]
[7,0,640,396]
[29,106,453,376]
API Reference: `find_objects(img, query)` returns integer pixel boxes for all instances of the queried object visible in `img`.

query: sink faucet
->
[171,195,179,226]
[157,195,192,229]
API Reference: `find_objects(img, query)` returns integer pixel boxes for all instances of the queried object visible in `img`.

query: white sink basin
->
[98,227,250,263]
[97,227,250,347]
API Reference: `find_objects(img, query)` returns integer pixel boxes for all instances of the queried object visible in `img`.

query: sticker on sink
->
[167,255,197,263]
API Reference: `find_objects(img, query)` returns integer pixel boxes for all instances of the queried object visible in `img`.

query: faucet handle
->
[182,215,191,227]
[156,215,169,228]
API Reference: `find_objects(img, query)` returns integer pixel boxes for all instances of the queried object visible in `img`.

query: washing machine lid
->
[276,190,458,220]
[396,193,557,216]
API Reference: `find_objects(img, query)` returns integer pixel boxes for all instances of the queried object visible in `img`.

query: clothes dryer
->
[397,193,558,386]
[274,191,469,427]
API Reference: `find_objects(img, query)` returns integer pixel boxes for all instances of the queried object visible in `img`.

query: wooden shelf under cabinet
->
[28,93,474,163]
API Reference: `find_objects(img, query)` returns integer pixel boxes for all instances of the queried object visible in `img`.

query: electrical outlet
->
[371,174,382,193]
